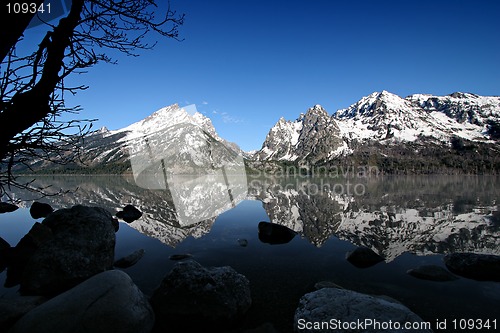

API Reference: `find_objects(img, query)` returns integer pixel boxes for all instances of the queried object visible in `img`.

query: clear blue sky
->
[23,0,500,151]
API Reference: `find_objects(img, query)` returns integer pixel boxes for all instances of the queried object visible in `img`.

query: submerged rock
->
[151,260,251,330]
[116,205,142,223]
[20,205,116,296]
[29,202,53,219]
[8,270,154,333]
[346,246,385,268]
[258,221,296,245]
[294,288,432,333]
[238,238,249,247]
[314,280,344,290]
[444,253,500,281]
[407,265,458,282]
[169,253,192,261]
[114,249,145,268]
[0,202,18,214]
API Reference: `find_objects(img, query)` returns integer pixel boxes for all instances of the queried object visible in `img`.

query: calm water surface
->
[1,175,499,332]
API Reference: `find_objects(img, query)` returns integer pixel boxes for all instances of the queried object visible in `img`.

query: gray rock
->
[8,270,154,333]
[0,202,18,214]
[444,252,500,281]
[20,205,116,296]
[407,265,458,282]
[346,246,385,268]
[294,288,432,333]
[151,260,251,330]
[5,222,53,287]
[112,217,119,232]
[0,296,45,332]
[114,249,145,268]
[29,202,54,219]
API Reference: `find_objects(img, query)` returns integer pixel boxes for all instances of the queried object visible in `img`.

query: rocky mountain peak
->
[116,104,232,147]
[255,91,500,164]
[335,91,411,120]
[449,92,478,99]
[256,104,344,163]
[277,116,287,124]
[303,104,328,120]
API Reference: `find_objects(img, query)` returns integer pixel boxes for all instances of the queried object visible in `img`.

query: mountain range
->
[16,104,245,174]
[15,91,500,174]
[255,91,500,173]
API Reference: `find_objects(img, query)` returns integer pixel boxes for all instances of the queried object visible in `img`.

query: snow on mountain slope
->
[256,105,344,163]
[334,90,497,143]
[112,104,223,143]
[407,92,500,124]
[255,91,500,163]
[80,104,245,167]
[335,91,435,142]
[257,116,304,161]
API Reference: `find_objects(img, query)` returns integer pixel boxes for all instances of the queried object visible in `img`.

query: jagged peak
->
[305,104,329,117]
[88,126,110,137]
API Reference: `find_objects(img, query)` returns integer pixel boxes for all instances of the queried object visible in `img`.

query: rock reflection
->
[258,222,297,245]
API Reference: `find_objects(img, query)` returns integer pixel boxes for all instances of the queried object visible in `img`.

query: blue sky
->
[23,0,500,151]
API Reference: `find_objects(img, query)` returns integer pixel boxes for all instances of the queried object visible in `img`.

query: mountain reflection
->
[10,174,500,260]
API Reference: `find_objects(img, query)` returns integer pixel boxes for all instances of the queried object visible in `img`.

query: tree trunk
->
[0,0,84,161]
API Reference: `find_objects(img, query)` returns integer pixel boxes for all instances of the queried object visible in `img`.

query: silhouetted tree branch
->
[0,0,184,197]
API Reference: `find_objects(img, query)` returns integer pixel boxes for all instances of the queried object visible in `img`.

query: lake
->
[1,174,499,332]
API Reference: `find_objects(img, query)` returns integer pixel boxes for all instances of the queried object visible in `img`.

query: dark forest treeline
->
[15,138,500,176]
[19,162,132,175]
[247,139,500,176]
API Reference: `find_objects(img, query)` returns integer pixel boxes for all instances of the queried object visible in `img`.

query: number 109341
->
[6,2,51,14]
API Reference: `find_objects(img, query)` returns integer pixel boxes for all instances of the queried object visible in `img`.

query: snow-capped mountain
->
[90,104,244,165]
[18,104,245,173]
[255,92,500,167]
[255,105,345,164]
[335,91,500,143]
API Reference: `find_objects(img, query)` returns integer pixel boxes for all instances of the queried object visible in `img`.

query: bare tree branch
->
[0,0,184,197]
